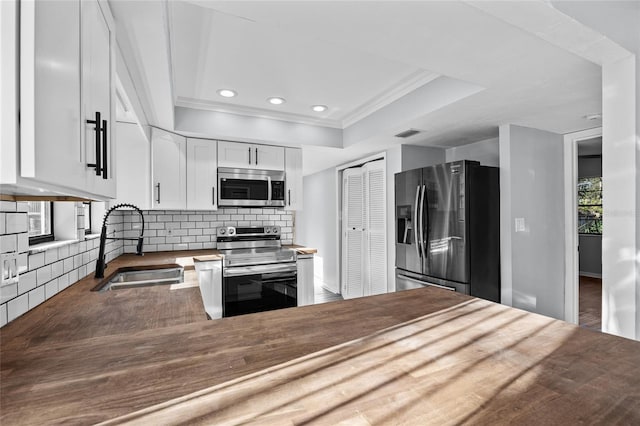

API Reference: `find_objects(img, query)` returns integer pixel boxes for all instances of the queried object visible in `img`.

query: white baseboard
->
[579,271,602,279]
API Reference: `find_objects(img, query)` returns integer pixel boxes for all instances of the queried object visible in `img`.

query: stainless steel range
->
[217,226,297,317]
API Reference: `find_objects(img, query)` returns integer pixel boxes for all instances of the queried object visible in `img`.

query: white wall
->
[174,106,343,149]
[296,167,339,292]
[445,137,499,167]
[500,124,565,320]
[553,0,640,341]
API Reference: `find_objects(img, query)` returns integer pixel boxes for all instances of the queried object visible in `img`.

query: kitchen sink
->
[98,267,184,291]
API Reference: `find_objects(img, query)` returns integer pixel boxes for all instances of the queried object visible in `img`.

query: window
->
[578,177,602,234]
[83,202,92,235]
[28,201,54,244]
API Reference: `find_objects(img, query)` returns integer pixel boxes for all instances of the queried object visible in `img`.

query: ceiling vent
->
[395,129,421,139]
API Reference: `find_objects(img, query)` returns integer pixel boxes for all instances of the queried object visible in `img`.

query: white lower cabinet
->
[194,259,222,319]
[297,254,314,306]
[186,138,218,210]
[151,128,186,210]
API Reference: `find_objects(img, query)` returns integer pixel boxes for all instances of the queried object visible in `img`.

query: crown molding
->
[175,69,439,130]
[174,97,344,128]
[341,70,440,128]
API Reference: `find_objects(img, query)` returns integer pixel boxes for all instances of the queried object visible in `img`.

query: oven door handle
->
[224,263,297,277]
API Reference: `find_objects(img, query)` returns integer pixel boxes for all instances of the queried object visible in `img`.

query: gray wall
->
[445,137,499,167]
[500,124,565,320]
[296,168,339,292]
[578,155,602,277]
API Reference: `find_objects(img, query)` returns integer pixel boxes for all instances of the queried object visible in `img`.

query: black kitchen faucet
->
[94,203,145,278]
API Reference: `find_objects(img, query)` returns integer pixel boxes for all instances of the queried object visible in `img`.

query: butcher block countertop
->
[2,251,640,424]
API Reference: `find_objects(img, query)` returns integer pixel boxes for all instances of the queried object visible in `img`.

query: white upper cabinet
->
[218,141,284,171]
[254,145,285,171]
[284,148,303,211]
[217,141,251,169]
[186,138,218,211]
[82,0,116,198]
[19,0,85,191]
[151,128,186,210]
[13,0,116,199]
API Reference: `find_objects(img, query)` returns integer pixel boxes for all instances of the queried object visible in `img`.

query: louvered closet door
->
[365,160,387,295]
[342,168,365,299]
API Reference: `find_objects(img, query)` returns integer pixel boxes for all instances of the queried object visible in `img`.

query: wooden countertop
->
[2,252,640,424]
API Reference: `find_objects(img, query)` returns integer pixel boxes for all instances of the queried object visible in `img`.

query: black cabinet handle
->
[156,183,161,204]
[255,147,258,165]
[288,189,291,206]
[101,119,108,179]
[248,147,251,164]
[212,187,216,205]
[86,111,101,175]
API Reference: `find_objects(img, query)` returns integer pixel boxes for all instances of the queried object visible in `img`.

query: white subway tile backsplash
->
[173,243,188,251]
[28,286,45,309]
[52,260,64,279]
[0,201,17,212]
[58,244,70,259]
[1,283,18,304]
[44,248,59,265]
[58,273,70,290]
[188,229,202,236]
[188,243,203,250]
[17,270,37,295]
[36,265,52,286]
[28,252,45,269]
[63,258,74,273]
[7,294,28,321]
[45,279,59,299]
[180,222,195,229]
[6,213,28,234]
[0,235,17,253]
[17,233,29,253]
[0,303,6,327]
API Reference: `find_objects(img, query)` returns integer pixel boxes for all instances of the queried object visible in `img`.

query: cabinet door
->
[254,145,285,171]
[186,138,218,211]
[82,0,116,198]
[297,255,314,306]
[284,148,303,211]
[20,0,85,191]
[151,129,186,210]
[218,141,252,169]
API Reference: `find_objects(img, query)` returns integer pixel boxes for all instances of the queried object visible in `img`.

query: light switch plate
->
[1,252,19,285]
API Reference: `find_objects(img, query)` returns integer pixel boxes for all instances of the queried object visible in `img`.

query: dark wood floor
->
[579,275,602,332]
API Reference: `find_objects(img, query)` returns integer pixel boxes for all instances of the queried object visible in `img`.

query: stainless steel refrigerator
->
[395,160,500,302]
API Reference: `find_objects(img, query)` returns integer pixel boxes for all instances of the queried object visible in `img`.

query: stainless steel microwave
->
[218,167,285,207]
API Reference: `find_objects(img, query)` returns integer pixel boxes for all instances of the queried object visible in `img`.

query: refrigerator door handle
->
[414,185,421,258]
[419,185,427,259]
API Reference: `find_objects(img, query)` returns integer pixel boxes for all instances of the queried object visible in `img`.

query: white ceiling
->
[109,1,620,175]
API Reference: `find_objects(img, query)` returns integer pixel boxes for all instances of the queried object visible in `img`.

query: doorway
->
[576,136,603,331]
[563,127,602,328]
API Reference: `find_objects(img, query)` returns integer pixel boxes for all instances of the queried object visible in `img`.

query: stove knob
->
[228,228,235,235]
[219,229,226,235]
[265,228,271,233]
[273,227,278,234]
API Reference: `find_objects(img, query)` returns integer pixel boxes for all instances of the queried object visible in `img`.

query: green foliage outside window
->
[578,177,602,234]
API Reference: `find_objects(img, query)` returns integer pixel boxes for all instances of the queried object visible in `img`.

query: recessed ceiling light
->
[217,89,237,98]
[311,105,328,112]
[268,97,285,105]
